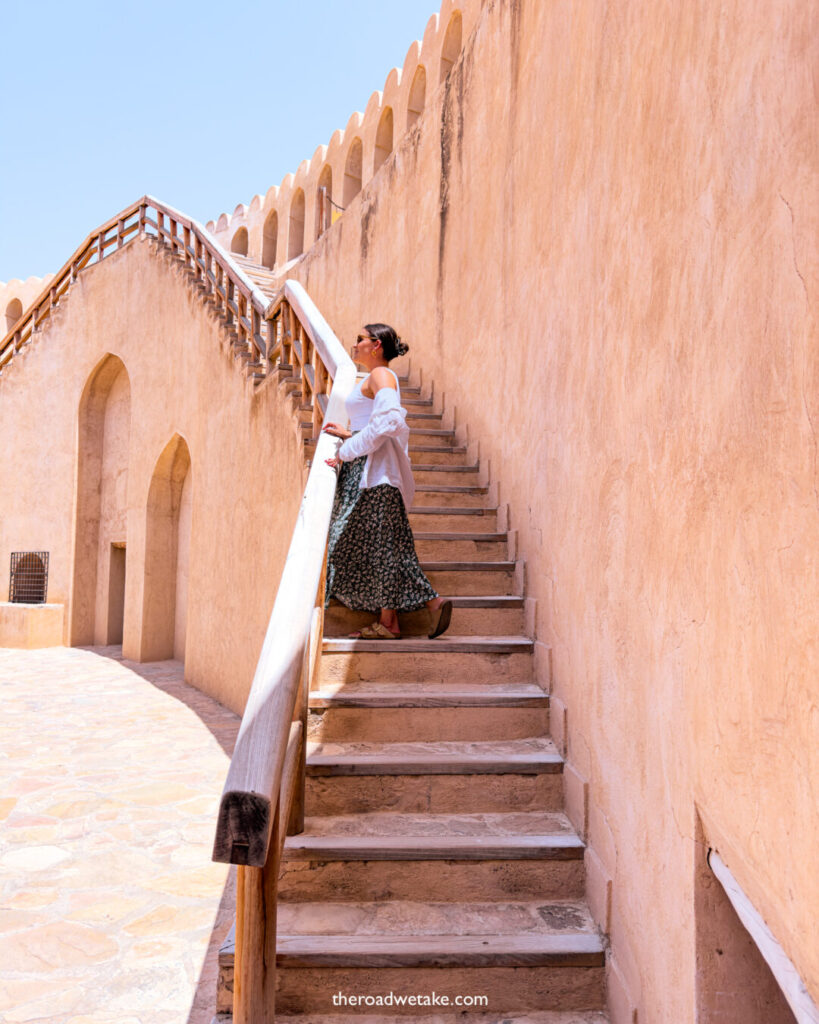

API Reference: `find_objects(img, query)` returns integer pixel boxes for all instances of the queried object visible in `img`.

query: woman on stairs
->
[323,323,452,640]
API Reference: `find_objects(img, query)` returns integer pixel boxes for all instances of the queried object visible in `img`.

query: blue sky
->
[0,0,437,282]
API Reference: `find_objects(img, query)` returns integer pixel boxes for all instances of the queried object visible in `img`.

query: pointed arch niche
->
[72,354,131,646]
[343,138,363,207]
[439,11,463,83]
[406,66,426,129]
[262,209,278,269]
[374,107,394,173]
[140,434,192,663]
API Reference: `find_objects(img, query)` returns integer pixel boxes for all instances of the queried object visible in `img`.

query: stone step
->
[422,562,518,595]
[309,679,543,706]
[217,902,605,1015]
[308,679,545,741]
[272,899,604,1015]
[406,409,444,423]
[408,507,499,530]
[412,485,490,507]
[321,637,532,686]
[408,428,457,445]
[306,737,560,776]
[414,465,481,485]
[409,445,468,465]
[323,597,525,638]
[415,535,509,561]
[279,811,584,903]
[305,738,563,815]
[321,634,531,655]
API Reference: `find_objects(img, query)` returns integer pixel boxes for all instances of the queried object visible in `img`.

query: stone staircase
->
[215,257,608,1022]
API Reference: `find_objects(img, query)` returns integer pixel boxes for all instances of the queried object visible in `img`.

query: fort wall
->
[237,0,816,1018]
[0,0,815,1019]
[0,238,305,714]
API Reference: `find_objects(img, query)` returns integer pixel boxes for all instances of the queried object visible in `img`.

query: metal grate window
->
[9,551,49,604]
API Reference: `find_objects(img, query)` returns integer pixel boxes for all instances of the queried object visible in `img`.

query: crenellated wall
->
[206,0,473,275]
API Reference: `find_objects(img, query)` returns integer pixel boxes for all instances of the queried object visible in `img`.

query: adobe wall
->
[0,237,306,714]
[211,0,816,1019]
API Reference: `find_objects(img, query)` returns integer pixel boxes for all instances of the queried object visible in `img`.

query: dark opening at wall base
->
[9,551,49,604]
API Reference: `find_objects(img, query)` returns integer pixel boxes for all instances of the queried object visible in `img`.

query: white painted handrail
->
[212,283,356,866]
[709,850,819,1023]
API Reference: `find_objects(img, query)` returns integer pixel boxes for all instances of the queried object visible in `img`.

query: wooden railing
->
[212,283,356,1024]
[0,195,275,378]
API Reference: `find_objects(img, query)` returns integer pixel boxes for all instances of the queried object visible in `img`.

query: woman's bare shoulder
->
[369,365,399,391]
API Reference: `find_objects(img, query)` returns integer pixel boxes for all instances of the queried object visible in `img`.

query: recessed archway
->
[230,227,249,256]
[140,434,192,663]
[262,210,278,269]
[343,138,363,207]
[288,190,305,261]
[406,66,426,129]
[72,354,131,646]
[374,107,394,173]
[439,11,463,84]
[5,298,22,334]
[316,165,333,240]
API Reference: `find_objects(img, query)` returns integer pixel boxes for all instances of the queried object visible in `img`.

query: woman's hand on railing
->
[322,422,352,440]
[325,454,342,469]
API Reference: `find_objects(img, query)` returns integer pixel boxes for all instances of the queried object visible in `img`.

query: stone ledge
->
[0,602,64,648]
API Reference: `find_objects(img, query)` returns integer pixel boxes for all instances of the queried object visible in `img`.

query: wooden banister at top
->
[0,195,275,376]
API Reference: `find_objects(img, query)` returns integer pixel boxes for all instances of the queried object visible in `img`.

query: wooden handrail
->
[0,195,276,377]
[212,280,355,1023]
[212,279,355,867]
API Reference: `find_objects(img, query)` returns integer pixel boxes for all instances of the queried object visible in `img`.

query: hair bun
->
[396,339,409,356]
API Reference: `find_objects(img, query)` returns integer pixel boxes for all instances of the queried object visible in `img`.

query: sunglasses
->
[356,334,377,345]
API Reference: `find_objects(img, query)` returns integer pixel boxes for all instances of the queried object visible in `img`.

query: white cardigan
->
[336,386,415,510]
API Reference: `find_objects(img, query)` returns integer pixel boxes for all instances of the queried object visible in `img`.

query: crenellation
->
[207,0,477,272]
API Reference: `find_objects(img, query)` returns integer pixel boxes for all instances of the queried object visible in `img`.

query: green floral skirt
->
[326,455,438,612]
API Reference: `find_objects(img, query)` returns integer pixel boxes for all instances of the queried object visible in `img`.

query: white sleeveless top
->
[346,369,400,430]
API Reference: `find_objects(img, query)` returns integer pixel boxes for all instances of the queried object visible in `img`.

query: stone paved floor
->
[0,645,240,1024]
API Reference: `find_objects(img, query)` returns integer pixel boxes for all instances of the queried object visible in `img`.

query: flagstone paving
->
[0,645,240,1024]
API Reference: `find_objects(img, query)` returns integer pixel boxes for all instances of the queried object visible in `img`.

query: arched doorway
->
[72,354,131,646]
[140,434,192,663]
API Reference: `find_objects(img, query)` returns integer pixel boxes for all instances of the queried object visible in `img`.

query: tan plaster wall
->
[265,0,817,1018]
[0,237,306,714]
[0,604,64,648]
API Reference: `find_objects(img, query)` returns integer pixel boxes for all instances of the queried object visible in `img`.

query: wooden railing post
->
[139,203,147,235]
[234,804,280,1024]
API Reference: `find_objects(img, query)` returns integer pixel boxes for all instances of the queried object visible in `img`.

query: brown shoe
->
[428,600,452,639]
